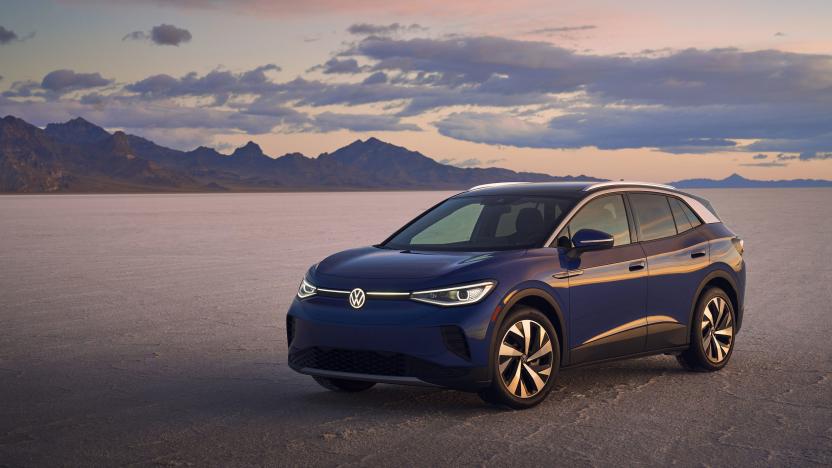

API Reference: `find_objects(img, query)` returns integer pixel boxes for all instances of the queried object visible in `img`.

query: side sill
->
[561,345,689,370]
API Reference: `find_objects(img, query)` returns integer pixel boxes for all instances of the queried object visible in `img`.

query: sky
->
[1,0,831,182]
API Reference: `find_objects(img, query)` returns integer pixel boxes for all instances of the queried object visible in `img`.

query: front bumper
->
[286,294,496,391]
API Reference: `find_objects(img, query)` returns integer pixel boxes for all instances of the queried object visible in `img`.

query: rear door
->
[627,193,710,350]
[558,194,649,364]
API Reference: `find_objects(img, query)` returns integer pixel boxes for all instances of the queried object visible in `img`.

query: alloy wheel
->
[701,296,734,363]
[498,319,554,398]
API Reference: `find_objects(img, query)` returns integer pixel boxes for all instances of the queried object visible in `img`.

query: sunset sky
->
[1,0,831,182]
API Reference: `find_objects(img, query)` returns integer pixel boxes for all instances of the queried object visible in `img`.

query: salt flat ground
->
[0,189,830,467]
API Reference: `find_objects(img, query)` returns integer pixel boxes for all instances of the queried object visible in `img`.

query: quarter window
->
[630,193,677,241]
[566,195,631,246]
[668,197,694,233]
[680,201,702,228]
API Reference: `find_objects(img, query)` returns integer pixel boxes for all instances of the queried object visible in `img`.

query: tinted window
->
[668,197,693,233]
[566,195,631,246]
[384,195,576,251]
[630,194,677,241]
[411,203,482,245]
[680,201,702,227]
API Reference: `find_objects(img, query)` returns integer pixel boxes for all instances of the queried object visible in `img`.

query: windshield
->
[382,194,578,251]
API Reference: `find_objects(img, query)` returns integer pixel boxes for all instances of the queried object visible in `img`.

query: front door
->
[558,194,648,364]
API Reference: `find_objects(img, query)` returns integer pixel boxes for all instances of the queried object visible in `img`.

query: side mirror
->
[572,228,615,251]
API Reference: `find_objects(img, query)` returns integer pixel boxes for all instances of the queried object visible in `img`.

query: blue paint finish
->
[286,184,746,391]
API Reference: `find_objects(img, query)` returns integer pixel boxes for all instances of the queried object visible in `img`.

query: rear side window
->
[668,197,694,233]
[680,201,702,228]
[566,194,631,246]
[629,193,677,241]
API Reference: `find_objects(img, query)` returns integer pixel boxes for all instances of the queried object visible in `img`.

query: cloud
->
[349,36,832,107]
[41,70,112,93]
[123,24,192,46]
[439,158,483,168]
[151,24,192,46]
[347,23,426,36]
[5,28,831,158]
[436,102,832,154]
[798,151,832,160]
[740,161,788,167]
[362,71,388,84]
[0,25,34,45]
[526,25,596,35]
[125,65,281,103]
[311,58,362,74]
[774,32,786,37]
[310,112,420,132]
[122,31,148,41]
[0,96,290,135]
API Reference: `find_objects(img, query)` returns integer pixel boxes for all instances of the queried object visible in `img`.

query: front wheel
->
[677,287,736,371]
[479,306,560,409]
[313,376,376,392]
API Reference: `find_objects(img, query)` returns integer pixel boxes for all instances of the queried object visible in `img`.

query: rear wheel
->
[677,287,736,371]
[479,306,560,409]
[313,376,376,392]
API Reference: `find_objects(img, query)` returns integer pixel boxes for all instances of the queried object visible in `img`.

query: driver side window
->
[564,195,631,246]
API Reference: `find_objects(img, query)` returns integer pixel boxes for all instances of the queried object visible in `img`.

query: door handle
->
[690,251,706,259]
[629,261,646,272]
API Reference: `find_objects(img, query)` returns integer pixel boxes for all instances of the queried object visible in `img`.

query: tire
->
[313,376,376,392]
[677,287,736,372]
[479,305,560,409]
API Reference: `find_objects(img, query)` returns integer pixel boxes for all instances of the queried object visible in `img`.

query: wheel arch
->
[689,270,741,336]
[492,288,568,368]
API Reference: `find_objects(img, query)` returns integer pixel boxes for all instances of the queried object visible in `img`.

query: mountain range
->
[0,115,599,193]
[1,115,829,193]
[668,173,832,188]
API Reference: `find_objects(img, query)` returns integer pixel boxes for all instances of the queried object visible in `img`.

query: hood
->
[315,246,520,281]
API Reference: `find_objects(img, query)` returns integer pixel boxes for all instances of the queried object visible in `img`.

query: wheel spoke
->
[507,359,523,395]
[527,340,552,362]
[714,327,733,338]
[523,362,546,392]
[508,323,523,338]
[711,302,723,333]
[521,320,531,354]
[499,357,513,374]
[500,343,523,357]
[518,379,529,398]
[712,335,724,361]
[703,306,714,331]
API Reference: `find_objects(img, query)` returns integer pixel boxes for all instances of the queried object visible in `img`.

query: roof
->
[461,181,681,197]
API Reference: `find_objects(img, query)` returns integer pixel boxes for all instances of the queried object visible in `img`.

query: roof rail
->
[466,181,531,192]
[583,181,676,192]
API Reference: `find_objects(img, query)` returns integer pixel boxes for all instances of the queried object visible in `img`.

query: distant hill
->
[0,115,601,193]
[2,115,829,193]
[670,173,832,188]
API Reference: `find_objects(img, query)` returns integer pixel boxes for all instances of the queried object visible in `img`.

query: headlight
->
[410,281,496,307]
[297,278,317,299]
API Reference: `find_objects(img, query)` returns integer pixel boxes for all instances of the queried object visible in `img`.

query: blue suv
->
[287,182,745,408]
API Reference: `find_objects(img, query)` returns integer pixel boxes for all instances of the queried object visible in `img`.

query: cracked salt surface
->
[0,189,830,466]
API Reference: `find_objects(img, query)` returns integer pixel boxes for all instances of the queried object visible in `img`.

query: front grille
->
[286,316,295,347]
[441,325,471,360]
[290,347,407,376]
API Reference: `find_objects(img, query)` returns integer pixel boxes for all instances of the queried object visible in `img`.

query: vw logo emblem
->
[349,288,366,309]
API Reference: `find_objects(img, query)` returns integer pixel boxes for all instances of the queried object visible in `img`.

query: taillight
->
[732,237,744,256]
